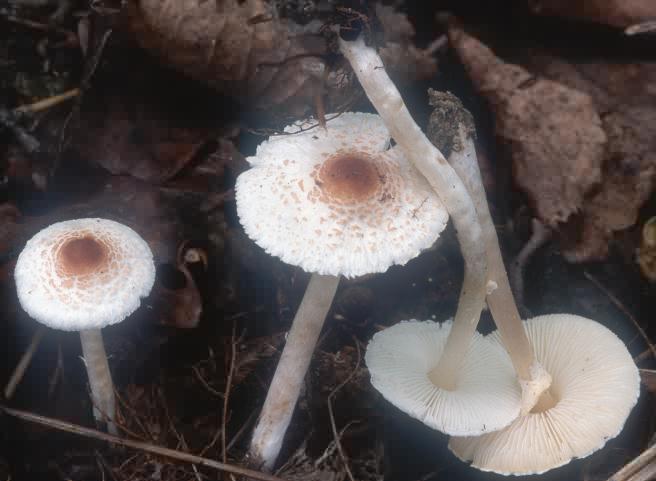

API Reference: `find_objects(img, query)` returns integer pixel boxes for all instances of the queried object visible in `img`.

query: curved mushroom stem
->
[447,121,553,414]
[339,36,487,390]
[247,273,340,471]
[79,329,118,435]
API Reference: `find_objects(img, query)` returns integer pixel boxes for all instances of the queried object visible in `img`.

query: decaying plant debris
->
[1,1,655,481]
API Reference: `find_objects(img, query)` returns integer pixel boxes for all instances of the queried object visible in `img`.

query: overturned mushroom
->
[366,319,520,436]
[14,218,155,435]
[449,314,640,475]
[235,112,448,470]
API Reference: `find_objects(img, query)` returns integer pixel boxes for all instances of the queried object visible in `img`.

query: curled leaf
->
[448,25,607,227]
[123,0,328,115]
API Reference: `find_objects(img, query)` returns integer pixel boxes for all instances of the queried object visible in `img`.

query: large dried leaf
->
[376,3,438,81]
[527,0,656,29]
[123,0,328,115]
[68,66,225,183]
[523,56,656,261]
[448,25,607,226]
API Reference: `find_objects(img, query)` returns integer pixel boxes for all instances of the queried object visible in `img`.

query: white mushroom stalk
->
[339,36,487,390]
[236,113,448,470]
[248,273,339,469]
[14,218,155,435]
[445,115,552,413]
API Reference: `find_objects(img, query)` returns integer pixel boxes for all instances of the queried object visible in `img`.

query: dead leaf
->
[376,3,439,81]
[71,78,215,183]
[527,0,656,29]
[448,25,607,227]
[123,0,329,116]
[522,56,656,262]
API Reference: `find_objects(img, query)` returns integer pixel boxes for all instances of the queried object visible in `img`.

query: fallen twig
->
[326,338,362,481]
[509,218,551,317]
[0,405,289,481]
[14,88,80,115]
[4,15,77,45]
[4,326,45,399]
[608,443,656,481]
[223,322,238,480]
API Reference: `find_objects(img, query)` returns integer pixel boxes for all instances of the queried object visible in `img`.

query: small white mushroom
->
[366,320,520,436]
[236,112,448,470]
[449,314,641,475]
[14,218,155,435]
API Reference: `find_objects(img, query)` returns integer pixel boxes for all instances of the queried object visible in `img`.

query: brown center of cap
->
[317,152,380,203]
[58,235,109,276]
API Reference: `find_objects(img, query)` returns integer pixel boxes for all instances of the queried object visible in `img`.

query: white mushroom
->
[236,112,448,470]
[14,218,155,435]
[366,320,520,436]
[449,314,641,475]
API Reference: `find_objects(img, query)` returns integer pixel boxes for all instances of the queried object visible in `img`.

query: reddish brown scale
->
[316,152,381,203]
[57,235,109,276]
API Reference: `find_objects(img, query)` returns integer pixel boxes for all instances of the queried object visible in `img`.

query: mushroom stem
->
[447,123,552,414]
[248,273,340,471]
[339,36,487,390]
[79,329,118,435]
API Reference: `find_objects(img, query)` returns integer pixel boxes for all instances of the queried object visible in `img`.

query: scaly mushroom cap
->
[235,112,448,278]
[14,218,156,331]
[365,320,521,436]
[449,314,641,475]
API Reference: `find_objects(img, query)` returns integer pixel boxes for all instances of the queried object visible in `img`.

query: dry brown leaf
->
[522,56,656,261]
[123,0,328,115]
[527,0,656,29]
[71,79,215,183]
[376,3,439,81]
[448,25,607,227]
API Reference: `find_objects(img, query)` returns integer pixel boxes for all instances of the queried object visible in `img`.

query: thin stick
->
[223,323,237,468]
[14,89,80,115]
[509,218,551,317]
[4,327,46,399]
[608,444,656,481]
[584,271,656,360]
[326,340,362,481]
[0,405,290,481]
[339,36,487,391]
